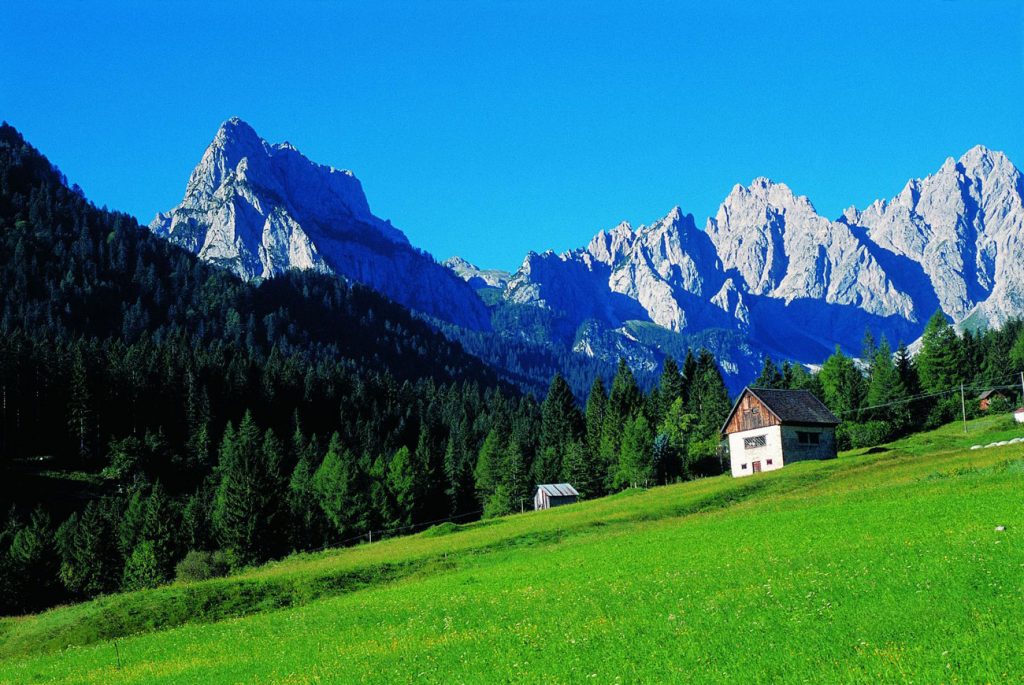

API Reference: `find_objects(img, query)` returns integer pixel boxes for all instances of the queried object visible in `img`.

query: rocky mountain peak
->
[150,119,489,330]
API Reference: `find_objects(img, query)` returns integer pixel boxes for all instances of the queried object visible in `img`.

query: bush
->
[987,395,1013,414]
[174,550,230,583]
[846,420,893,449]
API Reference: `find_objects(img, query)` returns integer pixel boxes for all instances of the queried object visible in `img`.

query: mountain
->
[149,123,1024,391]
[443,256,510,290]
[488,146,1024,386]
[841,145,1024,331]
[151,118,490,331]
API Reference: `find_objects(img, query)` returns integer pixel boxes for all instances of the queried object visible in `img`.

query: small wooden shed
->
[978,389,1012,411]
[534,483,579,510]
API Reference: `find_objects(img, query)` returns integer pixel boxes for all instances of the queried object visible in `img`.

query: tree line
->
[752,311,1024,449]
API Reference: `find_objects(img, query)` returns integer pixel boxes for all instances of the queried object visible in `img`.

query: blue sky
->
[2,1,1022,271]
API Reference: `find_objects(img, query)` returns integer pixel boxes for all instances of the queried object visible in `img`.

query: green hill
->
[1,413,1023,683]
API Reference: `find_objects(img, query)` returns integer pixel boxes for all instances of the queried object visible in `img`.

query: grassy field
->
[1,414,1023,683]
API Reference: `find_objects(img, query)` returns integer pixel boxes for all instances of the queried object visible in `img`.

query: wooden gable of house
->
[723,389,781,434]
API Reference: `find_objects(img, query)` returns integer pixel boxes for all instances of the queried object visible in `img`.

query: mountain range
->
[152,119,1024,390]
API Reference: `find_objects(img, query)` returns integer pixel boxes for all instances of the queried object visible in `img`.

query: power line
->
[835,377,1024,417]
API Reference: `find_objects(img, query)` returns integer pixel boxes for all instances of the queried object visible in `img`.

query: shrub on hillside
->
[987,395,1013,414]
[846,420,893,449]
[175,550,230,583]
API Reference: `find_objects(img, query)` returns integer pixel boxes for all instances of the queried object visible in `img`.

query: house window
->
[741,463,748,470]
[767,459,773,465]
[744,435,767,449]
[797,431,820,445]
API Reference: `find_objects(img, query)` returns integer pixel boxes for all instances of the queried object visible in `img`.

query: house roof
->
[721,387,840,436]
[536,483,579,497]
[978,389,1009,400]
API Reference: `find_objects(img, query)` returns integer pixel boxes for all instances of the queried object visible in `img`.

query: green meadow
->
[1,414,1023,684]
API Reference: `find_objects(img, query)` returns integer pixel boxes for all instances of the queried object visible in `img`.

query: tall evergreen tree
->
[536,374,584,485]
[142,481,180,583]
[312,432,365,541]
[657,397,695,482]
[687,349,732,461]
[864,338,910,435]
[618,415,654,488]
[601,359,642,487]
[917,310,962,394]
[753,357,784,389]
[67,348,94,461]
[212,413,284,566]
[387,446,416,527]
[818,347,866,418]
[584,378,607,461]
[894,342,920,396]
[659,356,685,413]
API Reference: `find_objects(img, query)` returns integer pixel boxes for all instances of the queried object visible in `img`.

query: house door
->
[752,461,762,474]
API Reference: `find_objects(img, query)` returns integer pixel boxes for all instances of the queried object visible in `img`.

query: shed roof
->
[978,389,1009,400]
[721,387,840,436]
[536,483,579,497]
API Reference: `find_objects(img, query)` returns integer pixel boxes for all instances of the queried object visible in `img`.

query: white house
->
[720,387,840,478]
[1015,407,1024,424]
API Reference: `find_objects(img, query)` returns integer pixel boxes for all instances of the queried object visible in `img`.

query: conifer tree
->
[618,415,654,488]
[584,378,607,462]
[6,508,60,611]
[659,357,684,407]
[894,342,920,396]
[213,413,283,566]
[122,540,161,591]
[602,359,642,487]
[142,481,180,582]
[865,338,910,436]
[687,349,732,460]
[753,357,784,389]
[917,310,962,393]
[818,347,866,417]
[67,348,93,462]
[680,349,698,403]
[474,428,502,507]
[657,397,695,481]
[387,446,416,527]
[312,432,365,541]
[536,374,584,485]
[561,440,600,498]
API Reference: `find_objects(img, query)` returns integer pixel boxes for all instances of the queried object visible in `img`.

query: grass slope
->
[2,415,1023,683]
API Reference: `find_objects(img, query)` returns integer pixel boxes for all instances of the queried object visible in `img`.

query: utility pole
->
[961,383,967,433]
[1020,371,1023,404]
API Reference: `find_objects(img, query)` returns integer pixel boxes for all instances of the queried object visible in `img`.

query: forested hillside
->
[0,125,735,615]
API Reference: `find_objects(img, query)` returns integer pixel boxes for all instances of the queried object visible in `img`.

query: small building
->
[978,389,1012,411]
[721,387,840,478]
[1015,407,1024,424]
[534,483,579,510]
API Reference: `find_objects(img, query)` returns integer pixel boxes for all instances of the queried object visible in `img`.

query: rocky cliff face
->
[841,146,1024,330]
[490,146,1024,385]
[152,118,490,330]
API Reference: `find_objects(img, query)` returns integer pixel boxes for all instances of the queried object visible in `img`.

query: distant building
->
[978,389,1012,411]
[721,387,840,478]
[534,483,579,510]
[1015,407,1024,424]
